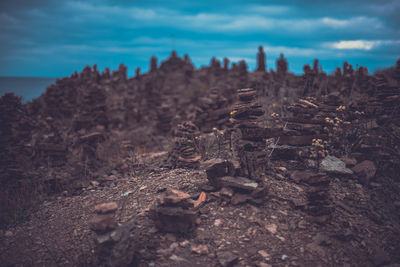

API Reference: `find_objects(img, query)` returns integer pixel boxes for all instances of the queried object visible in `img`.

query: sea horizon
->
[0,76,57,103]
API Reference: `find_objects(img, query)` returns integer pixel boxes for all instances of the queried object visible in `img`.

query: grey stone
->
[217,251,238,267]
[320,156,353,175]
[219,176,258,191]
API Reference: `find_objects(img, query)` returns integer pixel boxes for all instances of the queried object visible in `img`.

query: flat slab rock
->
[217,251,238,267]
[219,176,258,191]
[94,202,118,214]
[157,189,194,208]
[320,156,353,175]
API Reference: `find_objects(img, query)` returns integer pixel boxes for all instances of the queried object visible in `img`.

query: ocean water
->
[0,76,56,103]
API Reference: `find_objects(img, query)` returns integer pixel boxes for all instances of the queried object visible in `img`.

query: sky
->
[0,0,399,77]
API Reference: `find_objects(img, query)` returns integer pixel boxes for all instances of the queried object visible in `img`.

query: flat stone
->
[217,251,238,267]
[191,244,209,255]
[251,184,268,198]
[219,176,258,191]
[205,159,235,184]
[220,187,234,198]
[157,189,194,208]
[258,250,270,259]
[151,206,197,233]
[169,254,187,262]
[320,156,353,175]
[94,202,118,214]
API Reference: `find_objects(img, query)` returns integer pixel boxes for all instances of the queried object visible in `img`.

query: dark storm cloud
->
[0,0,399,76]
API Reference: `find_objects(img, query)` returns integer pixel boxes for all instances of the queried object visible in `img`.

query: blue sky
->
[0,0,399,77]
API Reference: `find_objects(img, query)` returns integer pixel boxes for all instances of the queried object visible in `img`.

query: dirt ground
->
[1,151,400,267]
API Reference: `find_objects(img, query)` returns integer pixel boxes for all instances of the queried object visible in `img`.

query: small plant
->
[310,138,328,160]
[271,112,281,124]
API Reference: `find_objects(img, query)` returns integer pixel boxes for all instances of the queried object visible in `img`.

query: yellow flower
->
[230,110,237,116]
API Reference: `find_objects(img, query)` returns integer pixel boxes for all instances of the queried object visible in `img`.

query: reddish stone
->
[89,214,117,233]
[352,160,377,184]
[94,202,118,214]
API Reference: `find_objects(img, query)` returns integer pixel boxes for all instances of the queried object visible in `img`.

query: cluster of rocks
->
[265,95,349,223]
[0,94,34,182]
[194,88,231,133]
[34,117,67,167]
[78,131,106,167]
[168,121,201,169]
[204,158,268,205]
[73,83,108,132]
[0,94,37,226]
[346,61,400,169]
[266,93,346,168]
[149,189,198,232]
[305,173,332,224]
[89,202,136,266]
[156,104,173,134]
[231,88,266,180]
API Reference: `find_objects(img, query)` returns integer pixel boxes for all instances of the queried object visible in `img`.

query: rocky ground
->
[1,150,399,267]
[1,51,399,266]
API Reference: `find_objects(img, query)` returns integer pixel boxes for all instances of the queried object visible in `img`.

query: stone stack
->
[35,117,67,167]
[111,63,127,82]
[79,132,106,166]
[204,158,268,205]
[231,88,266,180]
[276,53,288,77]
[89,202,137,266]
[256,46,266,72]
[73,83,108,131]
[156,104,173,134]
[305,173,332,224]
[89,202,119,243]
[160,51,190,72]
[289,170,334,225]
[149,189,198,233]
[194,88,231,133]
[42,78,78,119]
[301,64,317,97]
[351,72,400,164]
[168,121,201,169]
[266,94,344,168]
[0,93,34,182]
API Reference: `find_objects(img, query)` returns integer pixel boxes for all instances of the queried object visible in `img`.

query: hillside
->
[1,49,399,266]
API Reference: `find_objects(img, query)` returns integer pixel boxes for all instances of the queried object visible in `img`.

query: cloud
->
[332,40,377,50]
[328,40,400,50]
[60,2,385,34]
[321,17,348,27]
